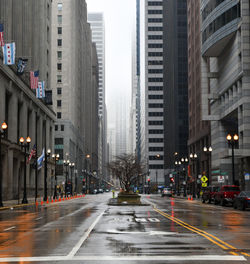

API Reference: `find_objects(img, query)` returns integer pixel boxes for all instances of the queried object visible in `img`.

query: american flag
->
[0,24,4,47]
[30,71,39,89]
[27,144,36,164]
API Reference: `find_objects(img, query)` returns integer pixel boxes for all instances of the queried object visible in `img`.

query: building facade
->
[51,0,99,191]
[201,0,250,190]
[0,0,55,201]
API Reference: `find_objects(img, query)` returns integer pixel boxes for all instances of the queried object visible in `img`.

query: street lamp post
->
[0,122,7,207]
[189,153,198,198]
[19,136,31,204]
[85,154,90,194]
[181,157,188,197]
[226,134,239,185]
[203,146,212,185]
[64,159,70,196]
[52,153,60,199]
[155,154,161,190]
[44,149,51,201]
[69,162,75,195]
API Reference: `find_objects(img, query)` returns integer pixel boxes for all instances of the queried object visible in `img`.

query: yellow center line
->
[154,207,240,256]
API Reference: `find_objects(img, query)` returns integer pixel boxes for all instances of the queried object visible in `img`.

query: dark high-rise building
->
[163,0,189,170]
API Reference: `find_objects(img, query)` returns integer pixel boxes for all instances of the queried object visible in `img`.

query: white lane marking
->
[135,218,147,222]
[3,226,16,231]
[35,217,42,221]
[0,255,246,262]
[148,218,160,222]
[67,210,105,258]
[107,229,178,236]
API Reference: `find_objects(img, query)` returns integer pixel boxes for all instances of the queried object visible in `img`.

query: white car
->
[161,188,172,197]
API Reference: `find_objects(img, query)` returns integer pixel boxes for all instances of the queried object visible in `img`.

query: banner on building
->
[2,43,16,65]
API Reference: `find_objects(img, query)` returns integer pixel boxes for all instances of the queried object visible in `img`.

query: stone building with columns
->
[0,0,56,202]
[201,0,250,190]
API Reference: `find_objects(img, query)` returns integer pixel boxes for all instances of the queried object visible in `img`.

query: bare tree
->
[107,154,144,193]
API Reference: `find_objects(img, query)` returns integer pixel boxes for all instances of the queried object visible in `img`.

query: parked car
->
[214,185,240,206]
[202,186,219,203]
[98,188,104,193]
[161,187,172,197]
[233,191,250,210]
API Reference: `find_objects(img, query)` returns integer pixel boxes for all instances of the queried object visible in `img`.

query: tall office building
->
[88,12,107,179]
[140,0,188,185]
[51,0,99,189]
[201,0,250,190]
[0,0,55,201]
[187,0,210,189]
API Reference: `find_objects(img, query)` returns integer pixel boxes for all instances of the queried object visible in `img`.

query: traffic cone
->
[55,197,57,202]
[191,196,193,201]
[51,197,54,203]
[35,199,39,206]
[63,195,65,201]
[59,196,61,202]
[46,197,49,204]
[188,196,190,200]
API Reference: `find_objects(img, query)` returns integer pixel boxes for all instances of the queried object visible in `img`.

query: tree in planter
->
[107,154,144,193]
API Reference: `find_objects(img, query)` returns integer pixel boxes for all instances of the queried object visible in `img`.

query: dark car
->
[214,185,240,206]
[233,191,250,210]
[202,186,219,203]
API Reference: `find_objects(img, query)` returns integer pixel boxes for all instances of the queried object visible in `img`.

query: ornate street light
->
[19,136,31,204]
[227,134,239,185]
[52,153,60,199]
[189,152,198,198]
[64,159,70,196]
[69,162,75,195]
[0,122,8,207]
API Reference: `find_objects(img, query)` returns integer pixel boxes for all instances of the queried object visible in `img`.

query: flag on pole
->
[37,148,45,170]
[27,144,36,164]
[17,58,28,75]
[36,81,45,98]
[2,43,15,65]
[30,70,39,89]
[0,24,4,46]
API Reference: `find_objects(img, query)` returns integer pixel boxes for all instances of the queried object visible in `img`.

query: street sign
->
[202,182,207,187]
[245,173,250,181]
[218,176,225,183]
[201,176,208,183]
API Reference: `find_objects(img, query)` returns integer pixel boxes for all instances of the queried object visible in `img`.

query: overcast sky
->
[86,0,135,125]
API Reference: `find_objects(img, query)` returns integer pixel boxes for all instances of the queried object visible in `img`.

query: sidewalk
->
[0,194,85,211]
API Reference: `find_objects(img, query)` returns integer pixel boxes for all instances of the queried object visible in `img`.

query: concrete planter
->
[117,193,141,204]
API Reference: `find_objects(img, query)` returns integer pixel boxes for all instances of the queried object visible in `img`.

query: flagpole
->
[35,112,38,202]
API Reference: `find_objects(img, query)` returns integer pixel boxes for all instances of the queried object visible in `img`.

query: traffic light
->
[147,178,151,183]
[170,177,174,183]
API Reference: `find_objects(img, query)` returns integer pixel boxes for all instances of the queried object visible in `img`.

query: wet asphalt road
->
[0,193,249,263]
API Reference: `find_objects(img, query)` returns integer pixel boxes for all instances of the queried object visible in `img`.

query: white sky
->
[86,0,135,125]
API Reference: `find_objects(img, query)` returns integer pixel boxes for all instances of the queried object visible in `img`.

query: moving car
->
[161,187,172,197]
[202,186,219,203]
[233,191,250,210]
[214,185,240,206]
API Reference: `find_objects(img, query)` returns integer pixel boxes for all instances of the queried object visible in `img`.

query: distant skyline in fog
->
[86,0,135,126]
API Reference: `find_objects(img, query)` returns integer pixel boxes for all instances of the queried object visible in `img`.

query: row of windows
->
[149,147,163,151]
[202,0,225,22]
[149,138,163,142]
[148,18,162,23]
[149,121,163,125]
[148,78,163,82]
[148,69,163,74]
[149,103,163,108]
[202,3,241,44]
[148,27,163,31]
[148,44,163,48]
[149,86,163,91]
[148,10,162,14]
[149,129,163,134]
[148,52,163,57]
[148,94,163,99]
[149,164,164,169]
[148,60,163,65]
[149,155,163,160]
[55,124,64,131]
[148,35,163,40]
[148,112,163,116]
[148,1,162,6]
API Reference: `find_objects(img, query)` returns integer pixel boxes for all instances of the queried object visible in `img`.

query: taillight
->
[245,198,250,200]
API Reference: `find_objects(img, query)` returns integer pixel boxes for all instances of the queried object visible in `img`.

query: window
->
[149,138,163,142]
[149,129,163,134]
[148,27,163,31]
[57,3,62,11]
[57,39,62,46]
[148,1,162,6]
[57,100,62,107]
[149,147,164,151]
[148,35,163,40]
[55,138,64,145]
[57,51,62,59]
[148,52,163,57]
[58,27,62,34]
[149,121,163,125]
[57,15,62,23]
[148,18,162,23]
[148,60,163,65]
[57,112,62,119]
[57,75,62,83]
[57,87,62,95]
[149,103,163,108]
[57,63,62,71]
[148,78,163,82]
[149,165,164,169]
[149,112,163,116]
[61,125,64,131]
[148,10,162,14]
[55,125,58,131]
[148,44,163,48]
[149,155,163,160]
[148,94,163,99]
[148,86,163,91]
[148,69,163,74]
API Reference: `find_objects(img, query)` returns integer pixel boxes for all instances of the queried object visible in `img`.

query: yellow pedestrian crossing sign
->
[201,176,208,183]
